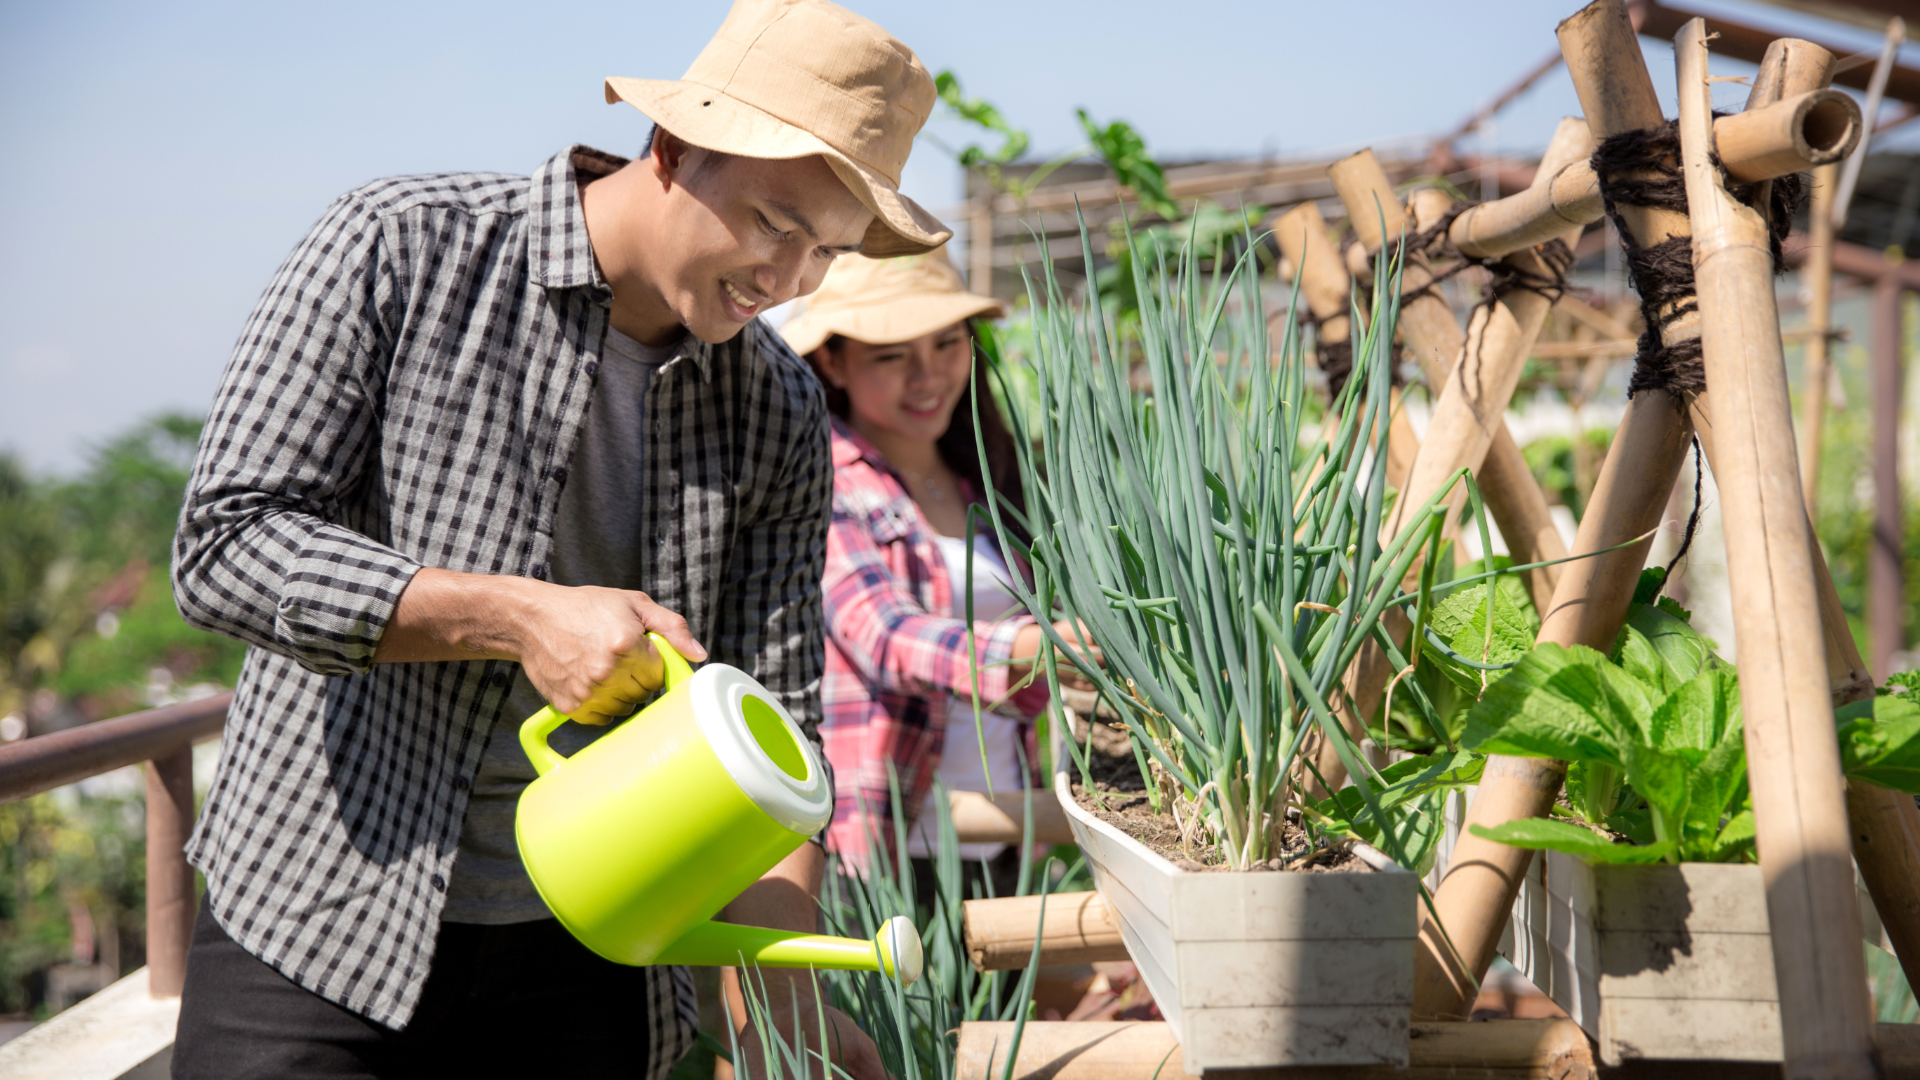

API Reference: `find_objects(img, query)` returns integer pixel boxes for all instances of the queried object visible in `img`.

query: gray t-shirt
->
[441,323,682,924]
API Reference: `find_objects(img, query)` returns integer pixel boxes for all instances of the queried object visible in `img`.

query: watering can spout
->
[654,915,924,986]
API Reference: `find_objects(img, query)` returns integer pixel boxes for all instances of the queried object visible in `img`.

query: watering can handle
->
[518,632,696,776]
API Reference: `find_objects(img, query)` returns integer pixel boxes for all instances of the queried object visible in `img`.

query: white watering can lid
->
[688,665,833,835]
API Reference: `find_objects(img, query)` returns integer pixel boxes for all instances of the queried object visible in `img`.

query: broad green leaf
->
[1462,644,1646,764]
[1680,728,1746,859]
[1604,807,1657,846]
[1709,808,1756,862]
[1631,567,1667,606]
[1469,818,1677,864]
[1428,585,1534,680]
[1566,760,1627,824]
[1648,666,1741,754]
[1622,740,1690,848]
[1614,603,1714,697]
[1310,750,1483,825]
[1838,694,1920,793]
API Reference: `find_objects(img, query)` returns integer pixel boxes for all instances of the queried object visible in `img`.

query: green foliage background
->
[0,413,240,1017]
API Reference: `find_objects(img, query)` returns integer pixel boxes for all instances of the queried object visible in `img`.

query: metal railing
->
[0,693,231,998]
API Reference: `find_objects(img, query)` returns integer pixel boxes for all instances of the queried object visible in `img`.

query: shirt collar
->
[529,145,715,381]
[831,416,886,471]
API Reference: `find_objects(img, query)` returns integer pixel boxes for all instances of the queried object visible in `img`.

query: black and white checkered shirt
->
[172,146,832,1049]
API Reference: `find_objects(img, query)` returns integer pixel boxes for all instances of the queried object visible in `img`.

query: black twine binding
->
[1662,437,1705,579]
[1591,118,1805,399]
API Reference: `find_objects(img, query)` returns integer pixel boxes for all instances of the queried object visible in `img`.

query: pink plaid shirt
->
[821,418,1049,862]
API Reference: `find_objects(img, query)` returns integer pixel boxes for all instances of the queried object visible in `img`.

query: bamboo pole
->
[960,891,1129,970]
[1447,98,1860,260]
[952,1020,1598,1080]
[948,790,1076,846]
[1801,163,1839,520]
[1714,89,1861,183]
[1314,150,1577,790]
[1328,150,1573,613]
[1674,20,1876,1077]
[1412,0,1705,1020]
[1689,47,1920,1013]
[1870,271,1907,682]
[971,196,995,297]
[1381,117,1595,549]
[1273,201,1421,492]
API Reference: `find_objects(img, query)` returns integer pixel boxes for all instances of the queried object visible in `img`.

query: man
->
[168,2,949,1076]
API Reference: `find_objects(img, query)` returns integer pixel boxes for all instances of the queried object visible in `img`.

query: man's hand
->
[372,567,707,723]
[719,845,886,1080]
[513,584,701,725]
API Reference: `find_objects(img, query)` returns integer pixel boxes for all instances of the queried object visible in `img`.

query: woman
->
[782,248,1082,886]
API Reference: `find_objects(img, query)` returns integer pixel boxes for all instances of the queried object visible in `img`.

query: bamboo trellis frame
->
[1413,1,1920,1039]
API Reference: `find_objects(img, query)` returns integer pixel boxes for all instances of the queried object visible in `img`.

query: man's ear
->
[649,129,689,187]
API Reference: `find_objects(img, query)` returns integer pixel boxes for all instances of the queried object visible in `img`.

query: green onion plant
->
[973,214,1460,868]
[715,778,1075,1080]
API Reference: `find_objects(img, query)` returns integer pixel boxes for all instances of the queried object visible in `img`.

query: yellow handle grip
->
[519,632,695,776]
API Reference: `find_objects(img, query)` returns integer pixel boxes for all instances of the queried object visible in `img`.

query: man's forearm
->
[373,567,534,664]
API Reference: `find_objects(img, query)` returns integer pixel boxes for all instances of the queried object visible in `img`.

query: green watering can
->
[515,633,921,984]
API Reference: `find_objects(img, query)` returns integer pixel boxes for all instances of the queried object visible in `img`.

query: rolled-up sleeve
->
[172,193,421,676]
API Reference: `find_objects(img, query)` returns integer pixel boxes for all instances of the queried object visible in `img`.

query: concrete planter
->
[1054,770,1417,1071]
[1506,852,1782,1065]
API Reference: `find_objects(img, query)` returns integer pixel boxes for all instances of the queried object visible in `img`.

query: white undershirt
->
[905,533,1027,861]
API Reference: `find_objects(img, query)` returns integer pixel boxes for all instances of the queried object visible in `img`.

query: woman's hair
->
[810,326,1028,533]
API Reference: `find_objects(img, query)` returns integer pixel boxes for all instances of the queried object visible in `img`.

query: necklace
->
[898,467,950,503]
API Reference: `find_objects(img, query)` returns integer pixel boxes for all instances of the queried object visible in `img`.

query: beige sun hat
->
[780,247,1004,356]
[605,0,952,258]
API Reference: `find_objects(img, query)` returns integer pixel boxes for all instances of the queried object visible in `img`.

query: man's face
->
[643,139,875,343]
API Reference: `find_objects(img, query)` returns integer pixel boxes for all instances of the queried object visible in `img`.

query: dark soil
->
[1064,714,1366,874]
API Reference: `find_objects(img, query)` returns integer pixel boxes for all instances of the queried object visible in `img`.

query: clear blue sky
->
[4,0,1914,475]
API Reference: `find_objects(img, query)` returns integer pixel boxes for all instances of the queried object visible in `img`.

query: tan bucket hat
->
[605,0,952,258]
[780,246,1004,356]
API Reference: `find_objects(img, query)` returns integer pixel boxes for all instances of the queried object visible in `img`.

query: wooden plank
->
[952,1019,1596,1080]
[1169,867,1418,942]
[1600,997,1784,1064]
[1588,862,1770,933]
[1176,939,1412,1008]
[1597,932,1779,999]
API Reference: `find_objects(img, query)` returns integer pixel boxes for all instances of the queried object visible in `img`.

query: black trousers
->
[171,902,677,1079]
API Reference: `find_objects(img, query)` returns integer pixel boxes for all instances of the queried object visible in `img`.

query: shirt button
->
[529,563,549,580]
[550,465,569,485]
[583,361,599,377]
[491,670,511,688]
[430,874,447,892]
[453,776,470,792]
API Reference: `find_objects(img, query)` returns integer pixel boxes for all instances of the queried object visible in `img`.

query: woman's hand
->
[730,999,884,1080]
[1014,619,1103,691]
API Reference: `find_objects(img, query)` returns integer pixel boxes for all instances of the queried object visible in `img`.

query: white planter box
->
[1054,770,1417,1071]
[1506,852,1782,1065]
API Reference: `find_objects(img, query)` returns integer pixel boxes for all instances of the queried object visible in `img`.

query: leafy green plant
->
[974,210,1465,869]
[1304,750,1485,876]
[1376,553,1539,755]
[1466,573,1920,864]
[932,70,1178,220]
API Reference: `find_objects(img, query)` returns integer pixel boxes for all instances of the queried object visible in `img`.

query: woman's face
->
[817,322,972,445]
